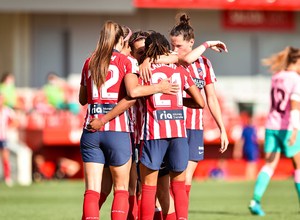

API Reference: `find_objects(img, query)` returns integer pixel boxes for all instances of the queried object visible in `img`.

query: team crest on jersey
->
[155,109,184,120]
[192,78,205,89]
[197,67,203,75]
[90,103,116,115]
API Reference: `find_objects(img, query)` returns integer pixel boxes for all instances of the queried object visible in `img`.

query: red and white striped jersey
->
[126,56,140,133]
[0,106,15,140]
[126,75,145,144]
[130,98,145,144]
[184,56,217,130]
[141,63,195,140]
[80,51,139,132]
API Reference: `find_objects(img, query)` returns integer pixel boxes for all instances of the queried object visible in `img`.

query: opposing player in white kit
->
[249,46,300,216]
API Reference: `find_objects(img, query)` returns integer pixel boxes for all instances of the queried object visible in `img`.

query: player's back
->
[82,52,132,132]
[266,70,300,130]
[142,63,190,140]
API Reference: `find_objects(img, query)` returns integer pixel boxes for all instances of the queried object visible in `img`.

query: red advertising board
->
[222,10,295,31]
[134,0,300,11]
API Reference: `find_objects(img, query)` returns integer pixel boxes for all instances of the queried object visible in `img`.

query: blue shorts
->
[140,138,189,172]
[187,129,204,161]
[243,148,259,162]
[158,159,169,178]
[0,140,7,149]
[80,129,132,166]
[130,133,139,163]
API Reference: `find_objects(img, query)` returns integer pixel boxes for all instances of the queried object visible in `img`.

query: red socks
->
[185,184,191,210]
[98,192,108,210]
[171,181,188,220]
[140,184,157,220]
[185,185,191,198]
[111,190,129,220]
[3,159,10,180]
[82,190,100,220]
[163,212,176,220]
[128,195,138,220]
[137,192,142,219]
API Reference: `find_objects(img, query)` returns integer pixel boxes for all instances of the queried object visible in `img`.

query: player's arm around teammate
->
[139,40,227,83]
[87,74,179,131]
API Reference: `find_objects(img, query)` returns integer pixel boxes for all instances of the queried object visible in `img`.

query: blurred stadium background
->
[0,0,300,184]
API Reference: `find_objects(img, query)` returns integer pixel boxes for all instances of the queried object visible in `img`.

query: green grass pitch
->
[0,179,299,219]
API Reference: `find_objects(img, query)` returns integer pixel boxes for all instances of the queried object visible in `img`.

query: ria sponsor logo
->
[156,109,184,120]
[90,103,116,115]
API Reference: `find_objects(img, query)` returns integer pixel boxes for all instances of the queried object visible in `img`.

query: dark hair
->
[122,25,132,42]
[0,72,13,83]
[143,32,170,63]
[170,12,194,41]
[128,30,150,50]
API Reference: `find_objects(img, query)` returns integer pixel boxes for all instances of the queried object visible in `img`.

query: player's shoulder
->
[198,55,212,65]
[83,57,90,67]
[175,63,189,72]
[278,70,300,81]
[127,54,138,62]
[113,52,132,65]
[127,55,139,66]
[82,57,91,73]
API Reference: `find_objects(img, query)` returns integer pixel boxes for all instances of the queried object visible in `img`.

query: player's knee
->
[261,165,274,177]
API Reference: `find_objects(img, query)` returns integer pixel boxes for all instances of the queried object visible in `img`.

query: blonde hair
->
[262,46,300,73]
[89,21,123,88]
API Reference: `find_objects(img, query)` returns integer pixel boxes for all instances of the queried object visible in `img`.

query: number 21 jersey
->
[142,63,195,140]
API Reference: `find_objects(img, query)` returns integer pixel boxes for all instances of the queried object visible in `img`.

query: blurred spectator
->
[42,72,69,111]
[55,157,80,179]
[33,154,56,181]
[0,72,19,109]
[209,159,226,180]
[33,154,80,182]
[233,111,259,180]
[42,72,80,115]
[0,92,18,186]
[31,90,56,115]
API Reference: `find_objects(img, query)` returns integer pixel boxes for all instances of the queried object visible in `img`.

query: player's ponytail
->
[170,12,194,41]
[262,46,300,73]
[89,21,123,88]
